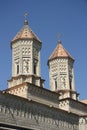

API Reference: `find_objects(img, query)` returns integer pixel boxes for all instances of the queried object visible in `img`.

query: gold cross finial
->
[24,12,28,20]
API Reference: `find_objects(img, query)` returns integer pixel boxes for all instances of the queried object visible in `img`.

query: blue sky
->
[0,0,87,100]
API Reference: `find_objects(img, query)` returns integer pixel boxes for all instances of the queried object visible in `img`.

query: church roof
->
[48,40,74,62]
[81,100,87,104]
[11,20,41,43]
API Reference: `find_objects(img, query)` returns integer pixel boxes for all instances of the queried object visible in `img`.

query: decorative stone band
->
[0,91,79,130]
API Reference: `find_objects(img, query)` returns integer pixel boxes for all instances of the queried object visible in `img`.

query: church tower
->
[8,16,44,88]
[48,40,78,100]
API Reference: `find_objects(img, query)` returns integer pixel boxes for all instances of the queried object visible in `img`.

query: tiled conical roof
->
[48,40,74,61]
[11,20,41,43]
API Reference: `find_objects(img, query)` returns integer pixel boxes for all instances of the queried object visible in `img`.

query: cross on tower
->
[58,32,61,42]
[24,12,28,20]
[24,12,28,25]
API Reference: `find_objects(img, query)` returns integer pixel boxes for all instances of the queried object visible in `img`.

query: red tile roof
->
[11,20,41,43]
[81,100,87,104]
[48,41,74,61]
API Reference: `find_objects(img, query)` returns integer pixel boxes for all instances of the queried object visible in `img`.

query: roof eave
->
[10,38,42,47]
[47,56,74,66]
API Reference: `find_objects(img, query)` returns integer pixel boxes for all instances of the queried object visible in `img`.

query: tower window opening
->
[17,64,19,74]
[69,79,72,98]
[34,64,36,74]
[70,80,72,90]
[33,59,38,75]
[69,76,72,90]
[55,80,57,90]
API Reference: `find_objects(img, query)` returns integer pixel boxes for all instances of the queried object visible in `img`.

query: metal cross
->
[24,12,28,20]
[58,32,61,41]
